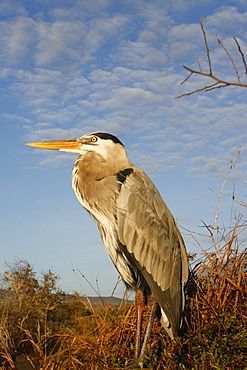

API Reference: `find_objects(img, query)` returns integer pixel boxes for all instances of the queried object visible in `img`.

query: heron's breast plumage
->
[71,155,138,288]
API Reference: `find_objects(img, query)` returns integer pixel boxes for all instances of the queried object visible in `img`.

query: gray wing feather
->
[117,167,188,336]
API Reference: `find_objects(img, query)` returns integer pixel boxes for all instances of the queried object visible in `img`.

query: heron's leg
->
[134,289,145,359]
[125,294,158,369]
[139,295,158,361]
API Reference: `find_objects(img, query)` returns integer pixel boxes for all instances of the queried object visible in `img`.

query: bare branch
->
[181,71,193,85]
[217,38,241,83]
[196,58,202,72]
[176,65,247,98]
[233,36,247,75]
[176,19,247,98]
[232,196,247,208]
[182,65,247,87]
[176,81,221,99]
[200,17,212,75]
[204,84,229,92]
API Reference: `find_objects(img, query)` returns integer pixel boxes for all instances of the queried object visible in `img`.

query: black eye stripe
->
[92,132,124,146]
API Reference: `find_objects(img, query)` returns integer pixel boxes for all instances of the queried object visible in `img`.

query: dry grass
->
[0,227,245,369]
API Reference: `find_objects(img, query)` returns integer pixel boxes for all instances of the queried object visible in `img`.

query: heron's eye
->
[91,136,98,143]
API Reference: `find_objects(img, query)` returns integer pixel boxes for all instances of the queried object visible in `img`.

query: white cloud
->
[37,152,76,167]
[96,86,164,110]
[0,0,27,17]
[35,21,87,66]
[25,128,71,141]
[167,23,201,43]
[0,2,246,183]
[113,40,168,69]
[50,0,110,20]
[169,41,198,60]
[0,11,133,70]
[205,6,247,35]
[1,113,32,124]
[0,17,37,65]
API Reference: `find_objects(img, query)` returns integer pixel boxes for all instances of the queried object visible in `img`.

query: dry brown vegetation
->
[0,235,246,369]
[0,245,245,369]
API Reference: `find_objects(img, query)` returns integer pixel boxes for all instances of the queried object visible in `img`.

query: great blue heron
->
[26,132,188,364]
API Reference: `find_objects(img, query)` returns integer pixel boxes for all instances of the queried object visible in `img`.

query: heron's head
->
[26,132,130,166]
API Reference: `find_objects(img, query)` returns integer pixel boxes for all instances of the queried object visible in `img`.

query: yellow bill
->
[25,139,83,152]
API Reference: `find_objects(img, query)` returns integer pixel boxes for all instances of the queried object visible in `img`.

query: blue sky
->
[1,0,247,297]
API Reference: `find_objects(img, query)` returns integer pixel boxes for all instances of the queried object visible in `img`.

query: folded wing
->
[117,168,188,338]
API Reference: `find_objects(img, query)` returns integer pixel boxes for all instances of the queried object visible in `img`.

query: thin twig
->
[200,220,213,237]
[233,36,247,75]
[181,71,193,85]
[196,58,202,72]
[213,149,241,237]
[232,196,247,208]
[231,157,247,189]
[176,81,220,98]
[204,83,228,92]
[217,38,241,83]
[200,17,212,75]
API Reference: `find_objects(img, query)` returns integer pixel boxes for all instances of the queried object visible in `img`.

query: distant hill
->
[81,295,133,305]
[0,289,133,306]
